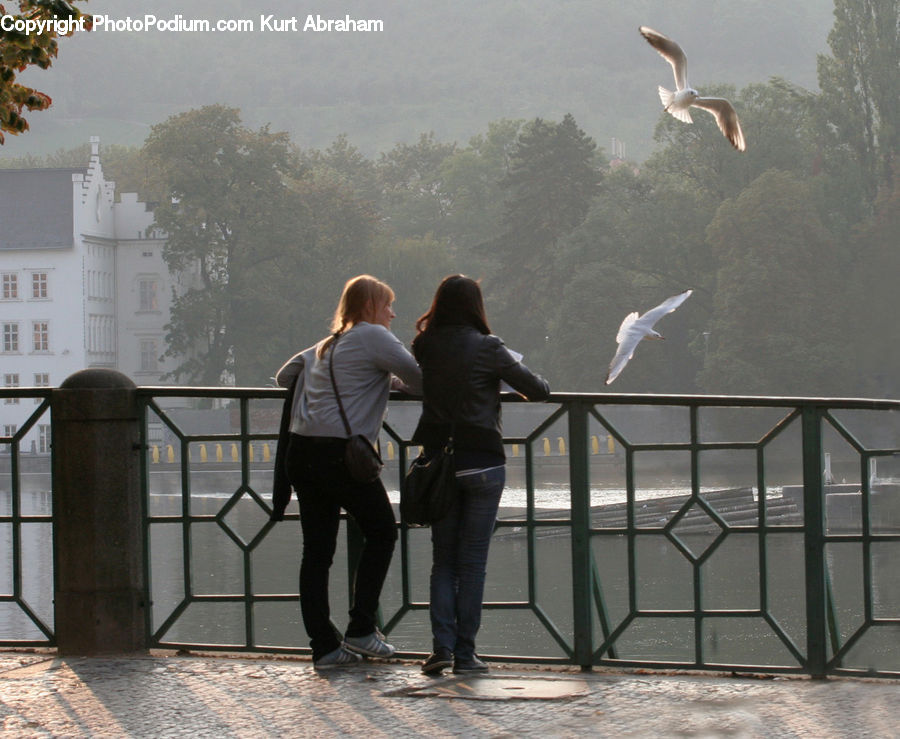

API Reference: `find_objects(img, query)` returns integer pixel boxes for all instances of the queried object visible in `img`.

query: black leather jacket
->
[411,325,550,457]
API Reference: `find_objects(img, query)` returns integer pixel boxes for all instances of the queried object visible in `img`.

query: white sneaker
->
[343,631,396,658]
[314,646,363,670]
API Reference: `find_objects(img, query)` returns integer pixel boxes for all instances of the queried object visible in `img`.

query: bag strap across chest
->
[327,333,355,437]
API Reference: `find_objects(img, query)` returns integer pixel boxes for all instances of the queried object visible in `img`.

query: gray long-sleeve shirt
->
[275,322,422,444]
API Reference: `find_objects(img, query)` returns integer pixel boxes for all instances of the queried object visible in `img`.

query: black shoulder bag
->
[328,333,384,483]
[400,343,476,526]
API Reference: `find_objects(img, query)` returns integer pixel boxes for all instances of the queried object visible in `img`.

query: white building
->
[0,138,183,454]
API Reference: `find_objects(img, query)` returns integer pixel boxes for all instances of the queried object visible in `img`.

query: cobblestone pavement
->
[1,650,899,738]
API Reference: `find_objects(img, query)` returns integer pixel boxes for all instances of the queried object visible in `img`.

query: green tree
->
[376,132,457,240]
[573,164,715,299]
[817,0,900,201]
[546,262,631,391]
[546,164,711,392]
[0,140,165,201]
[362,233,455,346]
[301,133,380,206]
[489,114,602,361]
[645,80,823,206]
[0,0,90,144]
[701,170,849,395]
[232,172,380,383]
[842,177,900,397]
[143,105,309,385]
[437,119,524,268]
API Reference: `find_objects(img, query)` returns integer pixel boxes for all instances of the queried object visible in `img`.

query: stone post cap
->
[60,369,137,390]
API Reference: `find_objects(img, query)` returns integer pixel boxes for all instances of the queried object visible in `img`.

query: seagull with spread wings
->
[605,289,693,385]
[639,26,746,152]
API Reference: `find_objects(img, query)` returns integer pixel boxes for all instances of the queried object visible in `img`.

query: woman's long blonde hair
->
[318,275,395,357]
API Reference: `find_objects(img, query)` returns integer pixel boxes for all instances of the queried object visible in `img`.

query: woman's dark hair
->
[415,274,490,337]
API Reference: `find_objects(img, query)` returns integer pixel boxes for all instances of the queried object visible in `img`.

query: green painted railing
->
[0,388,54,647]
[2,387,899,679]
[132,388,900,678]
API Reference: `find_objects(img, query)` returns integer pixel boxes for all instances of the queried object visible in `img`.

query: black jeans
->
[286,434,397,660]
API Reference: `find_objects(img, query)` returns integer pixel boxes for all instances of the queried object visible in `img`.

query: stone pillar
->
[52,369,146,654]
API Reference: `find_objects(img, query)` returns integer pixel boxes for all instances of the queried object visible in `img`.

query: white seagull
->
[639,26,746,152]
[605,289,693,385]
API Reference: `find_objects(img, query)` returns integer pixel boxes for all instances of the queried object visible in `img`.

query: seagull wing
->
[639,26,688,91]
[606,337,641,385]
[691,97,746,151]
[615,311,640,344]
[636,289,693,330]
[606,312,642,385]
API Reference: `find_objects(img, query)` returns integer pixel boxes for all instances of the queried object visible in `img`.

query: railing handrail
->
[127,385,900,410]
[2,384,897,411]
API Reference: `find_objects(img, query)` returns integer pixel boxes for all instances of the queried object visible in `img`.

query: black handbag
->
[401,441,457,525]
[400,341,477,526]
[328,334,384,483]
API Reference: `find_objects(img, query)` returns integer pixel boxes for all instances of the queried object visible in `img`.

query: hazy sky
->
[3,0,833,160]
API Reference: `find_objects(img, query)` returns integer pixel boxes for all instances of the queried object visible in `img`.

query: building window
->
[32,272,48,299]
[4,373,19,404]
[139,279,159,311]
[2,273,17,299]
[140,339,159,372]
[34,372,49,403]
[32,322,49,352]
[38,424,51,453]
[3,424,16,438]
[2,323,18,352]
[86,314,113,354]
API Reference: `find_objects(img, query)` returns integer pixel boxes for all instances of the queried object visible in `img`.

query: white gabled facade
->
[113,192,176,384]
[0,138,185,454]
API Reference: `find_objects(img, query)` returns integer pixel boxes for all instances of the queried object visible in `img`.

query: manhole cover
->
[399,676,591,701]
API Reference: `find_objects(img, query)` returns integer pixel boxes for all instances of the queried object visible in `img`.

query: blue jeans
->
[429,465,505,660]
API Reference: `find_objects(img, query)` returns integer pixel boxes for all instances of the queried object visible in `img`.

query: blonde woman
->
[274,275,421,669]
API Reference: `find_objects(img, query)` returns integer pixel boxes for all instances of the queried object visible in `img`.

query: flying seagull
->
[639,26,746,152]
[605,289,693,385]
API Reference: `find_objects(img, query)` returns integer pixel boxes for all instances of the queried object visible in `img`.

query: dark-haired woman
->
[274,275,422,669]
[411,275,550,674]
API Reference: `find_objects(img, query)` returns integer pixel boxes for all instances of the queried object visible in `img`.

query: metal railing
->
[0,388,54,647]
[2,386,899,678]
[132,388,900,678]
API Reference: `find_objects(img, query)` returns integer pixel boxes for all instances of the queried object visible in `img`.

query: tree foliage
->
[0,0,90,144]
[0,139,145,194]
[489,114,602,361]
[842,176,900,396]
[376,132,458,240]
[701,170,848,395]
[144,108,383,385]
[143,105,310,385]
[817,0,900,200]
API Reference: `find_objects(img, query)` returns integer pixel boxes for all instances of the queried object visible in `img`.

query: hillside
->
[2,0,833,160]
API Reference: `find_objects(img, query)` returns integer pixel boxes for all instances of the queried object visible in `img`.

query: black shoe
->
[422,647,454,675]
[453,654,489,674]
